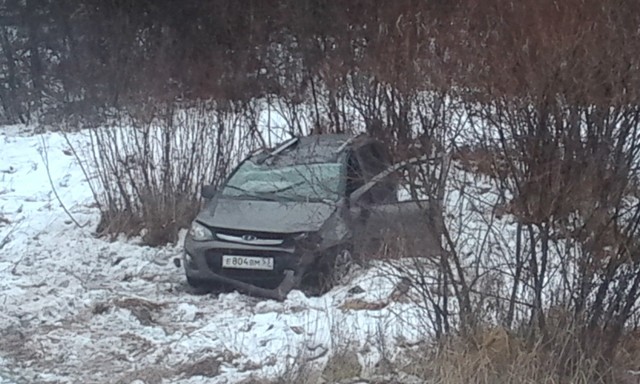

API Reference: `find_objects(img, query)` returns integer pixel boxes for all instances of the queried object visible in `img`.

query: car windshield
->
[221,161,343,202]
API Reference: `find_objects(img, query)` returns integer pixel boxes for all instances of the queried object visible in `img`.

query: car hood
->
[196,197,339,233]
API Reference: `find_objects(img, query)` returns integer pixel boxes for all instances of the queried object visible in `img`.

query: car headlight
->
[292,232,322,248]
[189,222,214,241]
[293,232,310,241]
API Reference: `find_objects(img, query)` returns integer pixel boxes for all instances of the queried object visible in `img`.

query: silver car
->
[183,134,432,299]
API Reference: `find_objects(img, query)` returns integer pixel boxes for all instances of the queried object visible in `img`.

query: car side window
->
[356,143,397,204]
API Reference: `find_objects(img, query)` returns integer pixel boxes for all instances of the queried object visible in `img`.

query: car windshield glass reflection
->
[222,161,342,202]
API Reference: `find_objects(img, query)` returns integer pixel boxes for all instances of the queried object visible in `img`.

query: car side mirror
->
[201,184,217,199]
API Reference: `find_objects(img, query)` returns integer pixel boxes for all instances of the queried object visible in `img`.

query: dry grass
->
[321,349,362,383]
[218,322,640,384]
[267,352,324,384]
[393,326,640,384]
[269,349,360,384]
[111,354,229,383]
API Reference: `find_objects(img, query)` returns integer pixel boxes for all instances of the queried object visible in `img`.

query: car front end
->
[183,222,321,290]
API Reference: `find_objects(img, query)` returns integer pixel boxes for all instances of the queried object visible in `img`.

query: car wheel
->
[302,246,358,295]
[323,246,358,290]
[333,248,354,283]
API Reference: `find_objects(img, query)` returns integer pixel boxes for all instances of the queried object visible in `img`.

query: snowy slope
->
[0,126,426,383]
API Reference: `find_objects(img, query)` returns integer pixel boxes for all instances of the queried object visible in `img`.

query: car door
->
[350,153,443,258]
[345,142,390,238]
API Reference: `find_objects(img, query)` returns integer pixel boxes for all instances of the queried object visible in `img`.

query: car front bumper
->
[183,236,311,300]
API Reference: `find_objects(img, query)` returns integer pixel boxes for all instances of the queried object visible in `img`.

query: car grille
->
[214,228,286,246]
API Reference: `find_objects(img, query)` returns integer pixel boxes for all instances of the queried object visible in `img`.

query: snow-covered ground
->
[0,126,428,383]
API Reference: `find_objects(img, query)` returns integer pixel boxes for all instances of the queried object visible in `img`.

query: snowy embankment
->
[0,126,426,383]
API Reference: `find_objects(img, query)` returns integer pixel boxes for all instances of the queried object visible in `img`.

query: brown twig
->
[39,135,86,228]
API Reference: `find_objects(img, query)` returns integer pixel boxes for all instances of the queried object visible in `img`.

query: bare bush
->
[87,100,261,245]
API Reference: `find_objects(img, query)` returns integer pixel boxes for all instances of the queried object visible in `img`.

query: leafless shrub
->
[335,4,640,381]
[374,103,640,375]
[86,100,259,245]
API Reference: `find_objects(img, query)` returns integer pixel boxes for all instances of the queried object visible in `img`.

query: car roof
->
[251,133,376,165]
[298,133,352,149]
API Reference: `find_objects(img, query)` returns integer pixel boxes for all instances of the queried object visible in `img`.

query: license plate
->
[222,255,274,270]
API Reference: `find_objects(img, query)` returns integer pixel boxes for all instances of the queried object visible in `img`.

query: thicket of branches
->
[6,0,640,380]
[0,0,439,124]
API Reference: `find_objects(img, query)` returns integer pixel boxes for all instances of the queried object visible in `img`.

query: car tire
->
[318,245,357,292]
[332,248,355,285]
